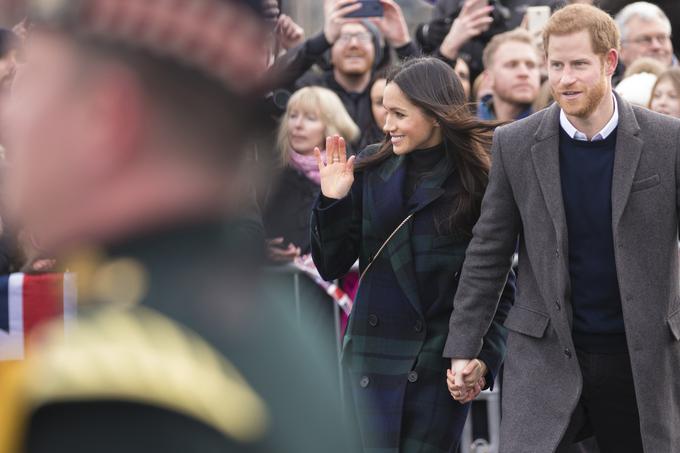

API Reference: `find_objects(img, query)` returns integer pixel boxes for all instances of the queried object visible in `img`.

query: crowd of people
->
[0,0,678,452]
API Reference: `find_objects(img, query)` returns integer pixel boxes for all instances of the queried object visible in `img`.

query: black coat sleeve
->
[267,32,331,91]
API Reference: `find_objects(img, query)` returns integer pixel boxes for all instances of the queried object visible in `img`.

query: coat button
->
[414,320,423,332]
[555,249,560,258]
[555,300,561,311]
[408,371,418,383]
[564,348,572,358]
[360,376,370,388]
[368,314,379,327]
[453,271,460,279]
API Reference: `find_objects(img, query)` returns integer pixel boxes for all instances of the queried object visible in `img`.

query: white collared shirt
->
[559,94,619,142]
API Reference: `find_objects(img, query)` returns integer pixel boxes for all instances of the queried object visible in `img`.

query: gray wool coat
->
[443,93,680,452]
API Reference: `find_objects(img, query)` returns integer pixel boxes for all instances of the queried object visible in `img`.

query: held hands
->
[447,358,488,404]
[439,0,494,60]
[315,135,355,200]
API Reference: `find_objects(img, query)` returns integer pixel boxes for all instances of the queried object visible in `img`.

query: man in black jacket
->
[271,0,418,150]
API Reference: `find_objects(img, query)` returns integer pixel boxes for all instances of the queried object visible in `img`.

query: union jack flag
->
[0,273,77,361]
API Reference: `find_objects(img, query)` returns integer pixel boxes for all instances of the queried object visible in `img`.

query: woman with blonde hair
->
[648,67,680,118]
[264,86,359,262]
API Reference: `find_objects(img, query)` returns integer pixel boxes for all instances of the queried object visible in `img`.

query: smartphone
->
[526,6,551,34]
[345,0,384,18]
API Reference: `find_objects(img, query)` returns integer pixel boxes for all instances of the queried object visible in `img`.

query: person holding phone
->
[269,0,419,149]
[310,57,515,453]
[417,0,560,82]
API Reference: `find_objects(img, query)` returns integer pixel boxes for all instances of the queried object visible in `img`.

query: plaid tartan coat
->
[311,146,515,453]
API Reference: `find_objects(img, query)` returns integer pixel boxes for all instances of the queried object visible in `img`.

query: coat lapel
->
[531,103,568,242]
[369,154,453,318]
[611,94,643,229]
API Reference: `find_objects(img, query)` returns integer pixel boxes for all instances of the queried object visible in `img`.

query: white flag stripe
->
[0,273,25,360]
[62,272,77,333]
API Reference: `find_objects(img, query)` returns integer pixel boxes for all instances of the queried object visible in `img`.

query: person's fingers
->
[470,16,494,31]
[346,155,356,173]
[314,147,324,170]
[459,0,473,17]
[462,359,478,376]
[326,136,335,161]
[335,1,362,18]
[333,0,359,10]
[469,4,494,18]
[377,0,398,14]
[267,237,285,245]
[339,136,347,163]
[331,135,340,163]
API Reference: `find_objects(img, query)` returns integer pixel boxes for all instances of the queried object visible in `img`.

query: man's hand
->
[369,0,411,48]
[447,358,488,403]
[266,238,301,263]
[275,14,305,50]
[439,0,494,60]
[324,0,362,44]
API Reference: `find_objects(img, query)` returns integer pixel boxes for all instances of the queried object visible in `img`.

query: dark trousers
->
[556,349,644,453]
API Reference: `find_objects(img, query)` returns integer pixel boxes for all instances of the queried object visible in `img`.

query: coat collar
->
[531,92,643,240]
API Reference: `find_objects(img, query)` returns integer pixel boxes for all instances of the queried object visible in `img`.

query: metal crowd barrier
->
[263,264,346,403]
[461,385,501,453]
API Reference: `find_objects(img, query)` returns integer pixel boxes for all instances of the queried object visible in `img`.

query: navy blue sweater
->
[559,127,627,353]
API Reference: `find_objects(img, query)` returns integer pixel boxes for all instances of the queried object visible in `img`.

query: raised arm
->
[310,136,362,280]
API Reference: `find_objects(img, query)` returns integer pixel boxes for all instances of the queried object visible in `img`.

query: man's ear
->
[605,48,619,76]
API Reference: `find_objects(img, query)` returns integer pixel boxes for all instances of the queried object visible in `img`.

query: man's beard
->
[554,70,608,118]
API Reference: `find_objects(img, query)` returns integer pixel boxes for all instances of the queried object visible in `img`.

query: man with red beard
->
[444,4,680,453]
[477,28,541,121]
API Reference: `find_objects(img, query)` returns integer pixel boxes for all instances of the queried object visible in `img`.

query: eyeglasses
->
[624,33,671,46]
[337,32,373,45]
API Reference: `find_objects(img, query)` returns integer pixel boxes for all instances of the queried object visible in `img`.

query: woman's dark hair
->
[356,57,497,236]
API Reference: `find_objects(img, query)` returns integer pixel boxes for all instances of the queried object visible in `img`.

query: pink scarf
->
[288,148,325,185]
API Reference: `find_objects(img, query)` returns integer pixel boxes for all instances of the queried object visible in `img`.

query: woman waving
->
[311,57,515,453]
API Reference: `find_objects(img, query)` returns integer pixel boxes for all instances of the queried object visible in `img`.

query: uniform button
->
[555,249,560,258]
[408,371,419,383]
[555,300,561,311]
[368,314,379,327]
[453,271,460,279]
[564,348,572,358]
[360,376,370,388]
[414,320,423,332]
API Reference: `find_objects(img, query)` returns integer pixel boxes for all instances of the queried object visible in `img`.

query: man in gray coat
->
[444,4,680,453]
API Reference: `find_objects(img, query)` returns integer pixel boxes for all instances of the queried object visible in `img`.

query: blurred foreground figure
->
[0,0,354,452]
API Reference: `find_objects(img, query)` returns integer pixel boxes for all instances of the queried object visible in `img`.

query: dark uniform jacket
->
[20,221,357,453]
